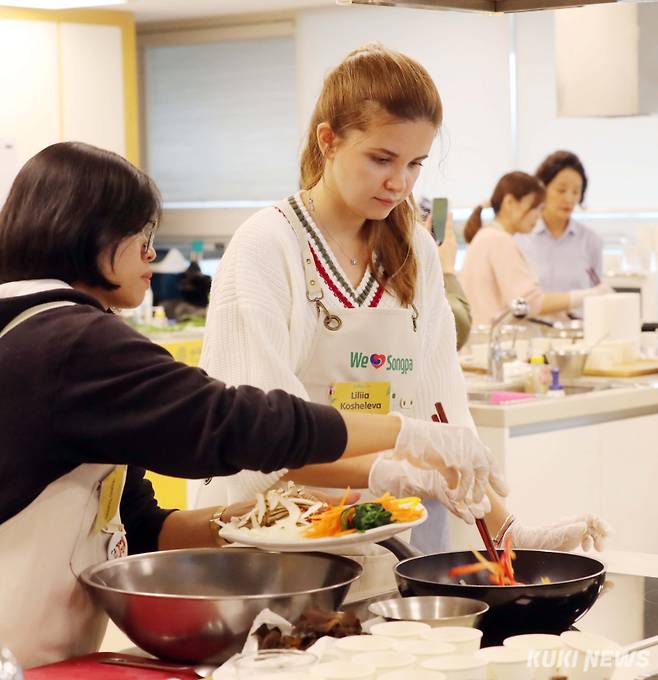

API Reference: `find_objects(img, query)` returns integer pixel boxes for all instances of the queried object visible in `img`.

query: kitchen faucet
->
[488,298,530,381]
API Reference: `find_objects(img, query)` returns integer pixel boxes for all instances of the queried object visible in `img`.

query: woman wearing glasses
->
[0,141,503,669]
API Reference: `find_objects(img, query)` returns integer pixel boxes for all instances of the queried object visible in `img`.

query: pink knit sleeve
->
[492,235,544,316]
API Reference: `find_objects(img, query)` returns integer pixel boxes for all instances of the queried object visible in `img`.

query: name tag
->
[95,465,126,534]
[330,381,390,414]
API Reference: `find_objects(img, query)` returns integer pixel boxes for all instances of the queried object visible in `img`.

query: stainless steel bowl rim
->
[368,595,490,620]
[394,549,606,588]
[80,547,363,600]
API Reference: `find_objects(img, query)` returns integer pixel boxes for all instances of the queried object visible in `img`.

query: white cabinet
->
[60,22,125,156]
[0,15,128,176]
[450,409,658,555]
[503,413,658,553]
[0,20,60,165]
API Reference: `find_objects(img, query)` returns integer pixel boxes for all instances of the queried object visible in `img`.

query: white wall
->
[296,5,514,209]
[155,4,658,241]
[516,8,658,212]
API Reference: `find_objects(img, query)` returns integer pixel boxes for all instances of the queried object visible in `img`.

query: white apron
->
[0,302,128,668]
[277,199,434,596]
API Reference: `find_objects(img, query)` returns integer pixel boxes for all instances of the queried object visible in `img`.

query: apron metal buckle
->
[411,303,419,332]
[323,314,342,331]
[315,299,342,331]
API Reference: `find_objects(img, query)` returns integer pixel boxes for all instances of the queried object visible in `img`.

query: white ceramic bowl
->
[477,645,529,680]
[421,626,484,654]
[370,620,432,639]
[379,671,447,680]
[311,660,376,679]
[391,638,456,658]
[351,650,416,671]
[421,654,487,680]
[335,635,393,654]
[503,633,564,680]
[560,631,624,680]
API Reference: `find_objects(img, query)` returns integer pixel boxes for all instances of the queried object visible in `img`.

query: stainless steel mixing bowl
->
[80,548,362,664]
[368,595,489,627]
[546,347,589,378]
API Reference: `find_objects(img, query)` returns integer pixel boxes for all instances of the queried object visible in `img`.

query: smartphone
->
[431,197,449,245]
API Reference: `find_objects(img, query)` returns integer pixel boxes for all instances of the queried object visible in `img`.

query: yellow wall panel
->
[145,335,204,509]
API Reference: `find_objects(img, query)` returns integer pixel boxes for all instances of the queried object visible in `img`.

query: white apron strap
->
[275,198,322,301]
[275,198,343,331]
[0,300,76,338]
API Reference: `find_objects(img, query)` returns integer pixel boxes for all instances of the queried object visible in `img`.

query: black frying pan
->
[378,539,606,644]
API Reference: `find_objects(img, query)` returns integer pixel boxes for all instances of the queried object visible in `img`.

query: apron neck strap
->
[274,196,417,333]
[275,197,323,302]
[0,301,75,339]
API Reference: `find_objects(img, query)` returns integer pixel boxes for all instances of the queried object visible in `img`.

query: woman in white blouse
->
[197,45,607,557]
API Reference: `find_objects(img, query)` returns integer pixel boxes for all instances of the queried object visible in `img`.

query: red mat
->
[25,652,201,679]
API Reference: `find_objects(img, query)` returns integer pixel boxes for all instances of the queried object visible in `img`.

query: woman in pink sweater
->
[459,172,608,325]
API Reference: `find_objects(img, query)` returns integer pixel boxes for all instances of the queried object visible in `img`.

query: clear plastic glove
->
[389,414,508,521]
[507,514,612,552]
[368,456,491,524]
[569,283,614,310]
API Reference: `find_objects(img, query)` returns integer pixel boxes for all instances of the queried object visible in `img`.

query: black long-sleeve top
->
[0,288,347,552]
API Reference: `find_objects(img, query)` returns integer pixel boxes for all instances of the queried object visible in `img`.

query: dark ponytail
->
[463,206,484,244]
[464,171,545,245]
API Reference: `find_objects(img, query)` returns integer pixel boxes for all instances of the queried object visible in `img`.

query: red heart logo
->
[370,353,386,369]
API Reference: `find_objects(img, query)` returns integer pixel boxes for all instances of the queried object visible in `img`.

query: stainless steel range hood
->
[343,0,616,14]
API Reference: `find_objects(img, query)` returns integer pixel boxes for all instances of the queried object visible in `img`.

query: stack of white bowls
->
[310,624,624,679]
[311,622,487,680]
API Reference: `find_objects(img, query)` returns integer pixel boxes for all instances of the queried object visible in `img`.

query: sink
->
[467,381,615,404]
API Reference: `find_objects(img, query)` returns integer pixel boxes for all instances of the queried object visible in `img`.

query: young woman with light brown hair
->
[198,45,607,560]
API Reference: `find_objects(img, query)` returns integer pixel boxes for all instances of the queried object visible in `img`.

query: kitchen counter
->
[452,374,658,556]
[467,375,658,432]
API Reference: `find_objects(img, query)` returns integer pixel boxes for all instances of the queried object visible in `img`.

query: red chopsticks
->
[432,401,500,566]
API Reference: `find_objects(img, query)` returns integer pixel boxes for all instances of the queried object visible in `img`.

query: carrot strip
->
[302,490,424,538]
[448,563,491,577]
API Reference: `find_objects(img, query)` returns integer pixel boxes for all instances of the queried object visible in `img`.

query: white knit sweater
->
[195,194,474,507]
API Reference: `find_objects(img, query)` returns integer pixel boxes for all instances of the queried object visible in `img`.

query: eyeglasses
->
[142,220,157,256]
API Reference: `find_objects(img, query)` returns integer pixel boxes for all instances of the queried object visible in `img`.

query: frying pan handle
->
[623,634,658,654]
[377,536,423,561]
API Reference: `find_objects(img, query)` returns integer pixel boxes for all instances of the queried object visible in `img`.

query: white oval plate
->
[218,506,427,552]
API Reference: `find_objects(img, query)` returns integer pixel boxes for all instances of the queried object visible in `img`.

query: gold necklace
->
[307,191,361,267]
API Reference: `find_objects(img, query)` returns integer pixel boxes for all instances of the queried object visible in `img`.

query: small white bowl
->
[422,654,487,680]
[335,635,393,654]
[370,620,432,639]
[311,660,376,679]
[351,650,416,671]
[391,638,456,658]
[503,634,564,680]
[477,645,529,680]
[379,671,447,680]
[421,626,484,654]
[560,631,623,680]
[503,633,564,651]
